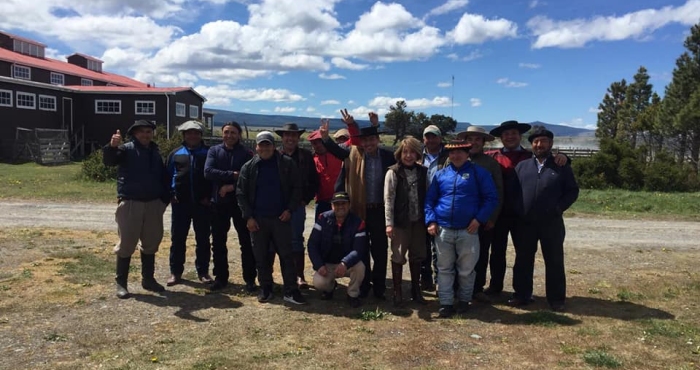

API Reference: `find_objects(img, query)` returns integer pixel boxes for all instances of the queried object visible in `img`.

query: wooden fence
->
[13,127,71,165]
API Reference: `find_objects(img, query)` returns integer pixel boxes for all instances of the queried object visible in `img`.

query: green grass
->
[582,349,622,368]
[359,307,390,321]
[53,251,113,285]
[569,189,700,221]
[0,162,115,203]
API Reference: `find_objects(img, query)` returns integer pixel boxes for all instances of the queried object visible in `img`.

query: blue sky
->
[1,0,698,129]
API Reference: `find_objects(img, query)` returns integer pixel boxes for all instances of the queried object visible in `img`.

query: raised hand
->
[340,109,355,126]
[110,129,122,147]
[368,112,379,127]
[319,118,330,140]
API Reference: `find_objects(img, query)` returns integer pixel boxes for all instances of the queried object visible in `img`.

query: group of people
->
[103,110,579,317]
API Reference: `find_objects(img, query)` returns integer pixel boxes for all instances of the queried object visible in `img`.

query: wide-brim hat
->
[352,126,384,137]
[456,126,495,142]
[443,140,473,152]
[528,128,554,143]
[489,120,531,137]
[127,119,156,135]
[274,122,305,136]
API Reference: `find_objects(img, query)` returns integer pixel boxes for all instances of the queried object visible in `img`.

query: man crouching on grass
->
[103,120,170,299]
[308,192,366,308]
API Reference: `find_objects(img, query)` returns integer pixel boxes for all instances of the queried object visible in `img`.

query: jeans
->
[290,206,306,253]
[211,202,255,283]
[169,201,211,276]
[435,227,480,305]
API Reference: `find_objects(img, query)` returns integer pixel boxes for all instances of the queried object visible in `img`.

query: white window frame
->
[189,104,199,119]
[13,65,31,80]
[50,72,64,86]
[95,100,121,114]
[16,92,36,110]
[87,59,102,72]
[135,100,156,115]
[175,102,186,117]
[38,95,57,112]
[81,78,93,86]
[0,90,12,107]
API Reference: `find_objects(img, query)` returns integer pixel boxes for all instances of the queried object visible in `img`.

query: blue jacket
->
[425,161,499,229]
[308,210,367,270]
[166,143,211,203]
[103,140,169,202]
[204,143,254,204]
[514,155,579,221]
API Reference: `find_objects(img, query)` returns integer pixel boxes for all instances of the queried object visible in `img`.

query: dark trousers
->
[169,201,211,276]
[488,215,519,292]
[211,202,255,283]
[315,200,332,219]
[473,225,495,294]
[421,232,435,283]
[251,217,297,294]
[512,216,567,304]
[360,206,389,297]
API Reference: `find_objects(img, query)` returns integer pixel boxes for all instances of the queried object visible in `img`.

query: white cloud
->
[437,81,452,88]
[446,49,484,62]
[529,0,543,9]
[527,0,700,49]
[193,85,306,107]
[519,62,541,69]
[449,13,518,44]
[306,107,316,112]
[319,73,346,80]
[350,106,389,117]
[260,109,271,113]
[470,98,482,107]
[321,100,340,105]
[347,100,356,105]
[559,118,594,129]
[275,106,297,113]
[426,0,469,18]
[331,57,369,70]
[588,107,602,113]
[368,96,453,109]
[496,77,528,88]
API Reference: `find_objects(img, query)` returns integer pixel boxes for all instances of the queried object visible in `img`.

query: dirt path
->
[0,201,698,250]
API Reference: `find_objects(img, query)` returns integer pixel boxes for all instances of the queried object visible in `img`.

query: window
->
[16,92,36,109]
[0,90,12,107]
[189,105,199,119]
[95,100,121,114]
[13,65,30,80]
[13,39,44,57]
[87,59,102,72]
[176,103,186,117]
[106,83,117,87]
[135,100,155,115]
[81,78,93,86]
[50,72,64,85]
[38,95,56,111]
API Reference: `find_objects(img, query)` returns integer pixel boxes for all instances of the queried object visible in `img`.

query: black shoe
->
[244,281,258,293]
[550,302,566,312]
[438,305,455,318]
[284,290,307,305]
[456,301,470,314]
[115,256,131,299]
[507,297,531,307]
[484,286,502,296]
[359,289,370,299]
[347,295,361,308]
[320,281,337,300]
[421,279,435,292]
[373,292,386,301]
[209,280,228,291]
[258,286,273,303]
[142,278,165,292]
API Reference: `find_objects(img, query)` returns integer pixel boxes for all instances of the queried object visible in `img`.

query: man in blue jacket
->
[511,128,579,312]
[165,121,211,287]
[204,121,255,291]
[103,120,170,299]
[308,192,367,308]
[425,141,499,318]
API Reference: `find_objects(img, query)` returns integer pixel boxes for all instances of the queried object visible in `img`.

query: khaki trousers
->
[390,221,427,265]
[114,199,166,258]
[313,261,365,298]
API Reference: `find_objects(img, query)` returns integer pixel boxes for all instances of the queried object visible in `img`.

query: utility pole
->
[451,75,454,119]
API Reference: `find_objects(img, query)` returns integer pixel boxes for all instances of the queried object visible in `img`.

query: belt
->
[366,203,384,209]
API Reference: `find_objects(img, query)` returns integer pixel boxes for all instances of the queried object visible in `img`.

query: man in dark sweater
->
[308,192,367,308]
[103,120,170,299]
[165,121,211,287]
[236,131,306,305]
[204,121,255,291]
[511,128,579,311]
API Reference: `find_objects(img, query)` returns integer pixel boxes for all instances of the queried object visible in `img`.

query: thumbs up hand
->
[110,129,122,147]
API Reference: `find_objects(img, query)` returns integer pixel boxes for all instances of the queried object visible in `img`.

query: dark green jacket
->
[236,152,302,220]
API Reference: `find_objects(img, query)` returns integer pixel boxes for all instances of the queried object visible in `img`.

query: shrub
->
[80,149,116,182]
[618,158,644,190]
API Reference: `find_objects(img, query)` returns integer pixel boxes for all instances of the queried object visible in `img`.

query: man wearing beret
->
[308,192,367,308]
[511,128,579,311]
[103,120,170,299]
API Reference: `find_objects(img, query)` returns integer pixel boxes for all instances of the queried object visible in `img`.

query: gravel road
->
[0,201,698,250]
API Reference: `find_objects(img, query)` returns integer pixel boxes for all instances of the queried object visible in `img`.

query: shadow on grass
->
[132,290,242,322]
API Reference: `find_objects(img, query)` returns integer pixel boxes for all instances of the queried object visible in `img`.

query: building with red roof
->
[0,31,211,159]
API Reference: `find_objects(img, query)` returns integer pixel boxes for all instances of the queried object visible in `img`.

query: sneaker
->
[456,301,470,314]
[284,290,307,305]
[472,292,491,303]
[438,305,455,318]
[245,281,258,293]
[347,295,361,308]
[198,274,214,284]
[166,274,182,286]
[297,277,310,290]
[257,286,273,303]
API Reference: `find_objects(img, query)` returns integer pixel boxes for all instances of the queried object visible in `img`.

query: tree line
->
[573,23,700,192]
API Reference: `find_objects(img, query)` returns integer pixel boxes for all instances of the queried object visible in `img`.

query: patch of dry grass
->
[0,227,698,369]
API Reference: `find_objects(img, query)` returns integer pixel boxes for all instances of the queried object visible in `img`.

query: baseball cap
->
[423,125,441,137]
[256,131,275,144]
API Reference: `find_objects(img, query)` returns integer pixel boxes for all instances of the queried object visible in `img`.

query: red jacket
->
[314,152,344,202]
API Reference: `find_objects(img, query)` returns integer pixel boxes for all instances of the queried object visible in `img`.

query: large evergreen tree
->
[618,67,653,149]
[595,79,627,140]
[384,100,413,145]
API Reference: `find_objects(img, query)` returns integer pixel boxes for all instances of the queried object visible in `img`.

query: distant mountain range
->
[206,108,594,138]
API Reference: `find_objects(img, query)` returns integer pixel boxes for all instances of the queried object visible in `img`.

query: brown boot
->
[391,262,403,307]
[410,260,427,304]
